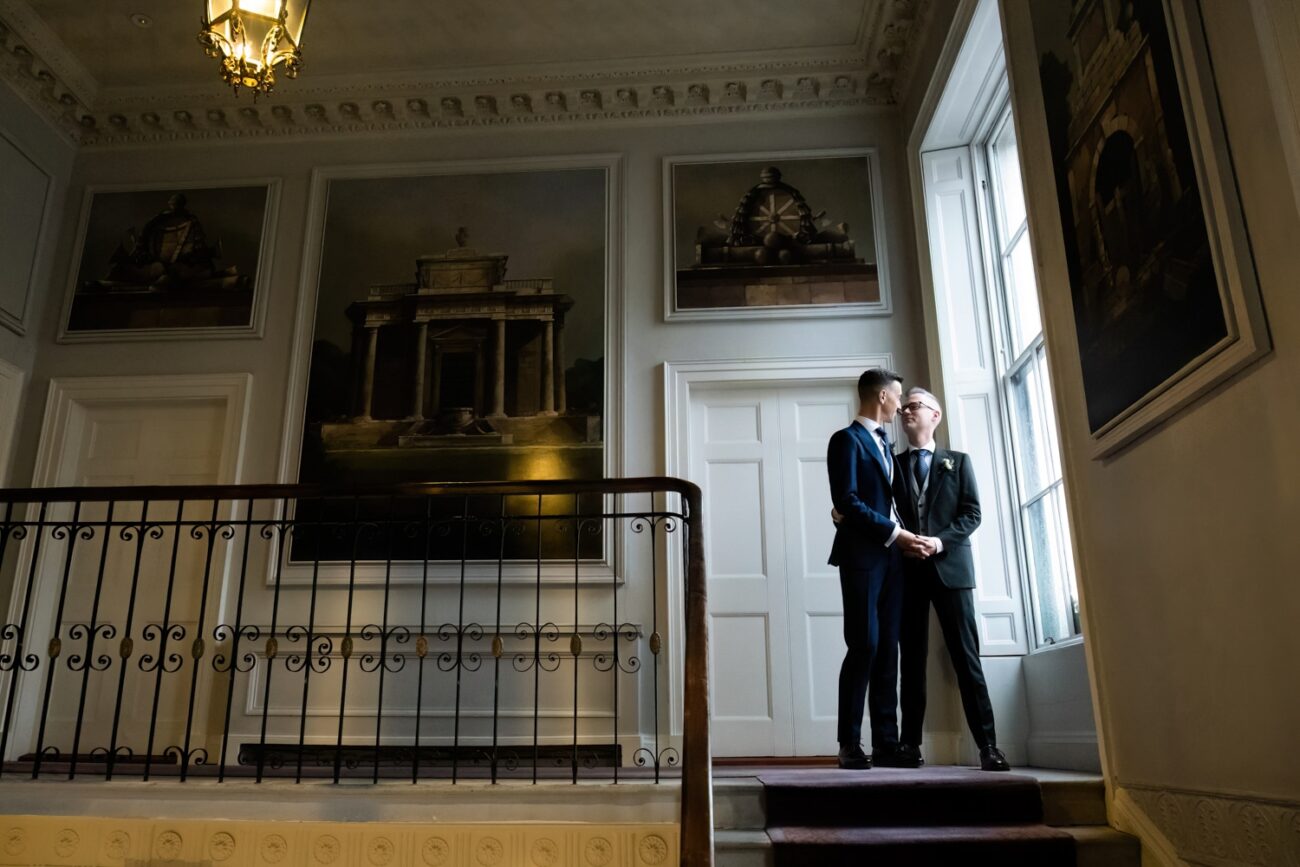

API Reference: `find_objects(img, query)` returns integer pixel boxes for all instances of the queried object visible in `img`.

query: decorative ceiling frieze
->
[0,0,933,149]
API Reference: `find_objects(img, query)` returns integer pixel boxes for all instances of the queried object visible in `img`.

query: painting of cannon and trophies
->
[61,183,274,339]
[665,150,889,319]
[294,167,608,562]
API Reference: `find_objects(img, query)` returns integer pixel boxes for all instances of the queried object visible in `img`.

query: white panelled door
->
[33,397,231,755]
[690,383,857,756]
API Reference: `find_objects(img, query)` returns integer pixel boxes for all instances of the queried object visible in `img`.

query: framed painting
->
[663,148,891,321]
[280,155,620,575]
[58,180,278,342]
[0,129,54,336]
[1023,0,1269,456]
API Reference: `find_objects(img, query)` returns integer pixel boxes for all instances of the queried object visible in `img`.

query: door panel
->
[39,398,228,756]
[779,390,857,754]
[692,391,790,756]
[690,382,855,756]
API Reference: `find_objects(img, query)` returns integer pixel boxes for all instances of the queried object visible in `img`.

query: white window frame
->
[971,101,1082,650]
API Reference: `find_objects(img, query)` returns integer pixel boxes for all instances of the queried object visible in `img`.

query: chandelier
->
[198,0,312,97]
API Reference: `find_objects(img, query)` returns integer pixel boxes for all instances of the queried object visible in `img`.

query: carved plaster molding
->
[0,0,95,102]
[0,0,930,148]
[0,816,680,867]
[0,16,89,144]
[891,0,938,105]
[71,73,881,148]
[1125,784,1300,867]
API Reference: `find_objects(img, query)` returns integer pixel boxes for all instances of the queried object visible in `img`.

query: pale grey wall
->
[2,105,939,753]
[0,80,76,443]
[13,110,923,491]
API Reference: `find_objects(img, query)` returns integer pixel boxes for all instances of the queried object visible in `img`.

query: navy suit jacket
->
[827,422,897,570]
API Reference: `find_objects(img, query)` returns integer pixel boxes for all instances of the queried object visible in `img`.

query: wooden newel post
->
[679,483,713,867]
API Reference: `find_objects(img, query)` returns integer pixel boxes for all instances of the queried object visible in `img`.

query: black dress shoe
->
[979,745,1011,772]
[837,743,871,770]
[873,743,923,768]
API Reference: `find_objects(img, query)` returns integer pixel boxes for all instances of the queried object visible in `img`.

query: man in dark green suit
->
[889,387,1009,772]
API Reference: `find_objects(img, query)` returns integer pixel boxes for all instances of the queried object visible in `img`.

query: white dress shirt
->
[903,439,943,553]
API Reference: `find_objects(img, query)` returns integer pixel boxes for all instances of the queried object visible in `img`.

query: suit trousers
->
[836,546,904,748]
[899,566,997,749]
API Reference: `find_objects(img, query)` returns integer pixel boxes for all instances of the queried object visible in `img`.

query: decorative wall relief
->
[1025,0,1269,456]
[663,149,890,320]
[59,181,278,341]
[1126,785,1300,867]
[0,129,52,335]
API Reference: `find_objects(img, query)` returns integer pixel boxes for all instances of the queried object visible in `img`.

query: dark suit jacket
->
[827,422,897,569]
[892,448,981,589]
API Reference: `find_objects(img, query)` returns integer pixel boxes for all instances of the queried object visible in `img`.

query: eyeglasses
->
[901,402,938,414]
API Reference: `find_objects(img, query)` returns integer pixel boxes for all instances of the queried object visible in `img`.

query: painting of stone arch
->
[1030,0,1230,433]
[295,166,607,561]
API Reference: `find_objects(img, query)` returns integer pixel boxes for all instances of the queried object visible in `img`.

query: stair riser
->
[764,786,1044,827]
[771,840,1075,867]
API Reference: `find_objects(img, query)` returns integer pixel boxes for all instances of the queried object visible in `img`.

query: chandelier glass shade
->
[198,0,312,96]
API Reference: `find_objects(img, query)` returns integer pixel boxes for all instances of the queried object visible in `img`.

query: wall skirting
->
[0,815,679,867]
[1118,784,1300,867]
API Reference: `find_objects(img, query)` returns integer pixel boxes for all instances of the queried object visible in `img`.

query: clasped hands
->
[830,508,940,559]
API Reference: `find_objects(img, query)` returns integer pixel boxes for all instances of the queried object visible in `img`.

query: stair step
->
[759,768,1045,827]
[1041,777,1109,825]
[1065,826,1142,867]
[716,829,773,867]
[769,824,1076,867]
[715,778,767,830]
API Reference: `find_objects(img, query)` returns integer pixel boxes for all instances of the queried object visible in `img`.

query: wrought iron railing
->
[0,478,711,865]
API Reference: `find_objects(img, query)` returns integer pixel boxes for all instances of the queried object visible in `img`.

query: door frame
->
[661,355,892,741]
[3,373,252,755]
[30,373,252,490]
[0,357,25,486]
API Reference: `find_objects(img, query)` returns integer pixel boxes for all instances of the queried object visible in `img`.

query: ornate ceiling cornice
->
[891,0,938,104]
[0,0,928,149]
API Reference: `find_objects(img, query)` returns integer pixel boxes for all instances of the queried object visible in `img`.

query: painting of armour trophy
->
[62,183,273,339]
[294,167,607,561]
[664,150,889,319]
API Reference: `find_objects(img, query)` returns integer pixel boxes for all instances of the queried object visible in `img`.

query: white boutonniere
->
[941,457,954,471]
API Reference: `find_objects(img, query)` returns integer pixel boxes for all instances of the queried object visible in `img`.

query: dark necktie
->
[874,428,892,477]
[912,448,931,490]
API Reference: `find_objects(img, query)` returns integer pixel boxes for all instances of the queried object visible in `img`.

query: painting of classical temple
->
[667,154,883,316]
[295,168,607,560]
[1031,0,1229,432]
[64,184,270,337]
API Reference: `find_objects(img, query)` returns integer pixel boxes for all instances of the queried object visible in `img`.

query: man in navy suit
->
[826,368,926,769]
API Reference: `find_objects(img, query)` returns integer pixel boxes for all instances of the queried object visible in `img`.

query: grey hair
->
[906,387,942,411]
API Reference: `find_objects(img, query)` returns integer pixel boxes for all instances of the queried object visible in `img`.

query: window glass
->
[1007,234,1042,356]
[983,104,1081,646]
[1008,362,1049,497]
[1025,491,1070,644]
[991,119,1026,243]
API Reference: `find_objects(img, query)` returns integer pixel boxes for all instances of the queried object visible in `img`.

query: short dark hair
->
[858,368,903,402]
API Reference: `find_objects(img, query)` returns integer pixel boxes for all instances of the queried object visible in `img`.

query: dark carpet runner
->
[758,767,1077,867]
